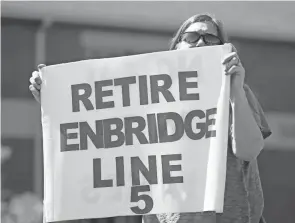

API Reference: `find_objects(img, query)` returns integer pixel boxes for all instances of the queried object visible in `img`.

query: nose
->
[195,37,206,47]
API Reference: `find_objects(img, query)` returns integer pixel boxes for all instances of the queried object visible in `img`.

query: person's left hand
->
[222,44,245,98]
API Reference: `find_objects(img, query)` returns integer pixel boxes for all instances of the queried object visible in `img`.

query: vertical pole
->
[34,19,52,198]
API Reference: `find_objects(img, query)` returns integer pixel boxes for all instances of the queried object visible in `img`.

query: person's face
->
[176,21,222,49]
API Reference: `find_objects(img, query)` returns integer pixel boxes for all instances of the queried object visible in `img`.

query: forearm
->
[230,87,264,161]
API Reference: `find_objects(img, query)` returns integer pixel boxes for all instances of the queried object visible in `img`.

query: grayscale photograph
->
[1,1,295,223]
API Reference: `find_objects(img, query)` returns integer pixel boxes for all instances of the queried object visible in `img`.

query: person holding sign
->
[29,13,271,223]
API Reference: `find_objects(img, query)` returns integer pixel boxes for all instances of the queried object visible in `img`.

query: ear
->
[175,41,191,50]
[174,42,181,50]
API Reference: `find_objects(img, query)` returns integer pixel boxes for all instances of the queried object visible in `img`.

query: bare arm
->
[230,87,264,161]
[222,44,267,161]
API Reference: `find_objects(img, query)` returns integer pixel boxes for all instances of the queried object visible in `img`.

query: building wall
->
[2,18,295,223]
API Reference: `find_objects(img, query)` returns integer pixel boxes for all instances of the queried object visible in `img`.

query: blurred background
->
[1,1,295,223]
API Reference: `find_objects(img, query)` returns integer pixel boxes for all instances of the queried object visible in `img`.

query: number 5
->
[130,185,154,214]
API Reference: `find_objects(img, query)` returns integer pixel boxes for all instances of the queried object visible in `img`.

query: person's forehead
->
[185,21,218,35]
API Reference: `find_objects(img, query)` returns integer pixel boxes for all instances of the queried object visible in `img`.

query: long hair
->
[169,13,229,50]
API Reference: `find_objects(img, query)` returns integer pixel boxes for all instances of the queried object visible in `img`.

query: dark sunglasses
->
[180,32,223,45]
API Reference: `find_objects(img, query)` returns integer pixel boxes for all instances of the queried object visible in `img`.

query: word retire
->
[71,71,199,112]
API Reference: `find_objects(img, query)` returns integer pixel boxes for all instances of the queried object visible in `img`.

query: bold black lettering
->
[71,84,94,112]
[131,156,158,186]
[103,118,125,148]
[116,156,125,186]
[95,80,114,109]
[114,76,136,107]
[139,75,149,105]
[206,108,217,138]
[184,110,206,140]
[130,185,153,214]
[162,154,183,184]
[147,114,158,144]
[60,122,79,152]
[93,158,113,188]
[79,121,104,150]
[124,116,148,145]
[150,74,175,103]
[178,71,199,101]
[157,112,184,143]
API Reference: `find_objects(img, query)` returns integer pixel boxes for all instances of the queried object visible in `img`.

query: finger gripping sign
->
[40,45,231,222]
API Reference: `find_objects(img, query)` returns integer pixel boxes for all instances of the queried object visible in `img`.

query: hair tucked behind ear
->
[169,13,229,50]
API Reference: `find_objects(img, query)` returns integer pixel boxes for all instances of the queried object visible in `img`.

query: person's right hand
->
[29,64,45,104]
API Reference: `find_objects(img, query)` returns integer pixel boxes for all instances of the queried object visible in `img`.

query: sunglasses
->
[180,32,223,45]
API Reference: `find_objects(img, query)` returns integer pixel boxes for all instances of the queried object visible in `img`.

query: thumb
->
[231,44,238,53]
[38,64,46,70]
[224,43,238,53]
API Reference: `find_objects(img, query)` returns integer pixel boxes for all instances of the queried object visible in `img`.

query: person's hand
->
[222,43,245,99]
[29,64,45,104]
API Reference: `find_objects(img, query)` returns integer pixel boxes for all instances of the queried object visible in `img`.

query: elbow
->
[232,134,265,162]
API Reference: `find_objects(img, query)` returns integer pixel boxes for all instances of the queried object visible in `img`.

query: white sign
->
[41,45,231,222]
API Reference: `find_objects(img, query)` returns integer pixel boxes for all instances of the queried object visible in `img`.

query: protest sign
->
[40,45,231,222]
